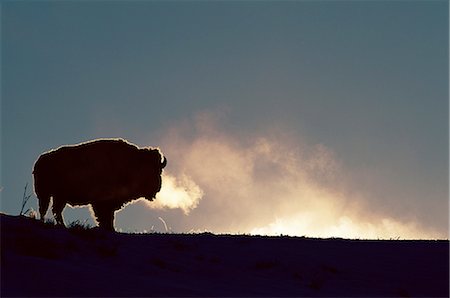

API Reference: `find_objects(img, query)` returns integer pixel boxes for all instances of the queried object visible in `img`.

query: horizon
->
[2,213,449,242]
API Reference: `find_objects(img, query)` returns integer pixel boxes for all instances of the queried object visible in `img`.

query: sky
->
[1,1,448,239]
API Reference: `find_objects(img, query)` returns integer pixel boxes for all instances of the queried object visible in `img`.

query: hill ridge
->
[1,213,448,297]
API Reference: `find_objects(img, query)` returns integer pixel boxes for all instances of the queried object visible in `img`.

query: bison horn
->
[161,156,167,168]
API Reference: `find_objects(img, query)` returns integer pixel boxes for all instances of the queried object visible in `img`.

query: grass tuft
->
[68,219,93,230]
[19,183,34,216]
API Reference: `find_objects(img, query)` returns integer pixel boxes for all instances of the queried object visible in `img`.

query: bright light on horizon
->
[249,214,445,240]
[121,113,449,240]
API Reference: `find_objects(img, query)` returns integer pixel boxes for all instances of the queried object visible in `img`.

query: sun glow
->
[133,113,448,239]
[250,213,443,240]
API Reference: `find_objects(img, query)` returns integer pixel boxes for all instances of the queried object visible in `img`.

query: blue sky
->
[1,1,448,238]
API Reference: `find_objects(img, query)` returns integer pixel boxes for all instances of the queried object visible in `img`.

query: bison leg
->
[52,199,66,226]
[38,196,51,221]
[92,204,115,231]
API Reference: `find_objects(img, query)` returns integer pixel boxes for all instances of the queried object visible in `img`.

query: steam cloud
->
[140,112,444,239]
[151,173,203,214]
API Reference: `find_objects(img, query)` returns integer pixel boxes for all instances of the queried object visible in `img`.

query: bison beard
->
[33,139,167,231]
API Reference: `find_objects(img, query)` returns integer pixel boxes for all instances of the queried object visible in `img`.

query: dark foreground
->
[1,214,448,297]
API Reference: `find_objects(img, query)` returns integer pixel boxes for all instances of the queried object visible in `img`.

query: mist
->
[114,113,446,239]
[152,173,203,215]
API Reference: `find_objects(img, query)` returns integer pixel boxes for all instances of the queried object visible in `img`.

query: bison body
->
[33,139,167,231]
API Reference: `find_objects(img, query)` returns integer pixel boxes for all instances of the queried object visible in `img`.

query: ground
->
[1,213,448,297]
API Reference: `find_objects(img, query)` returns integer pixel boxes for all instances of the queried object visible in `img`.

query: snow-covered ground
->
[1,213,448,297]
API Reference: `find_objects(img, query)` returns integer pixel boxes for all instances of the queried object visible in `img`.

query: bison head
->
[140,148,167,201]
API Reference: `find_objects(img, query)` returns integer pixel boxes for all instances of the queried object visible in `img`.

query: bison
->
[33,139,167,231]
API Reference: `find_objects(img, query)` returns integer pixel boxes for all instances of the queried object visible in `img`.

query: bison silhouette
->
[33,139,167,231]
